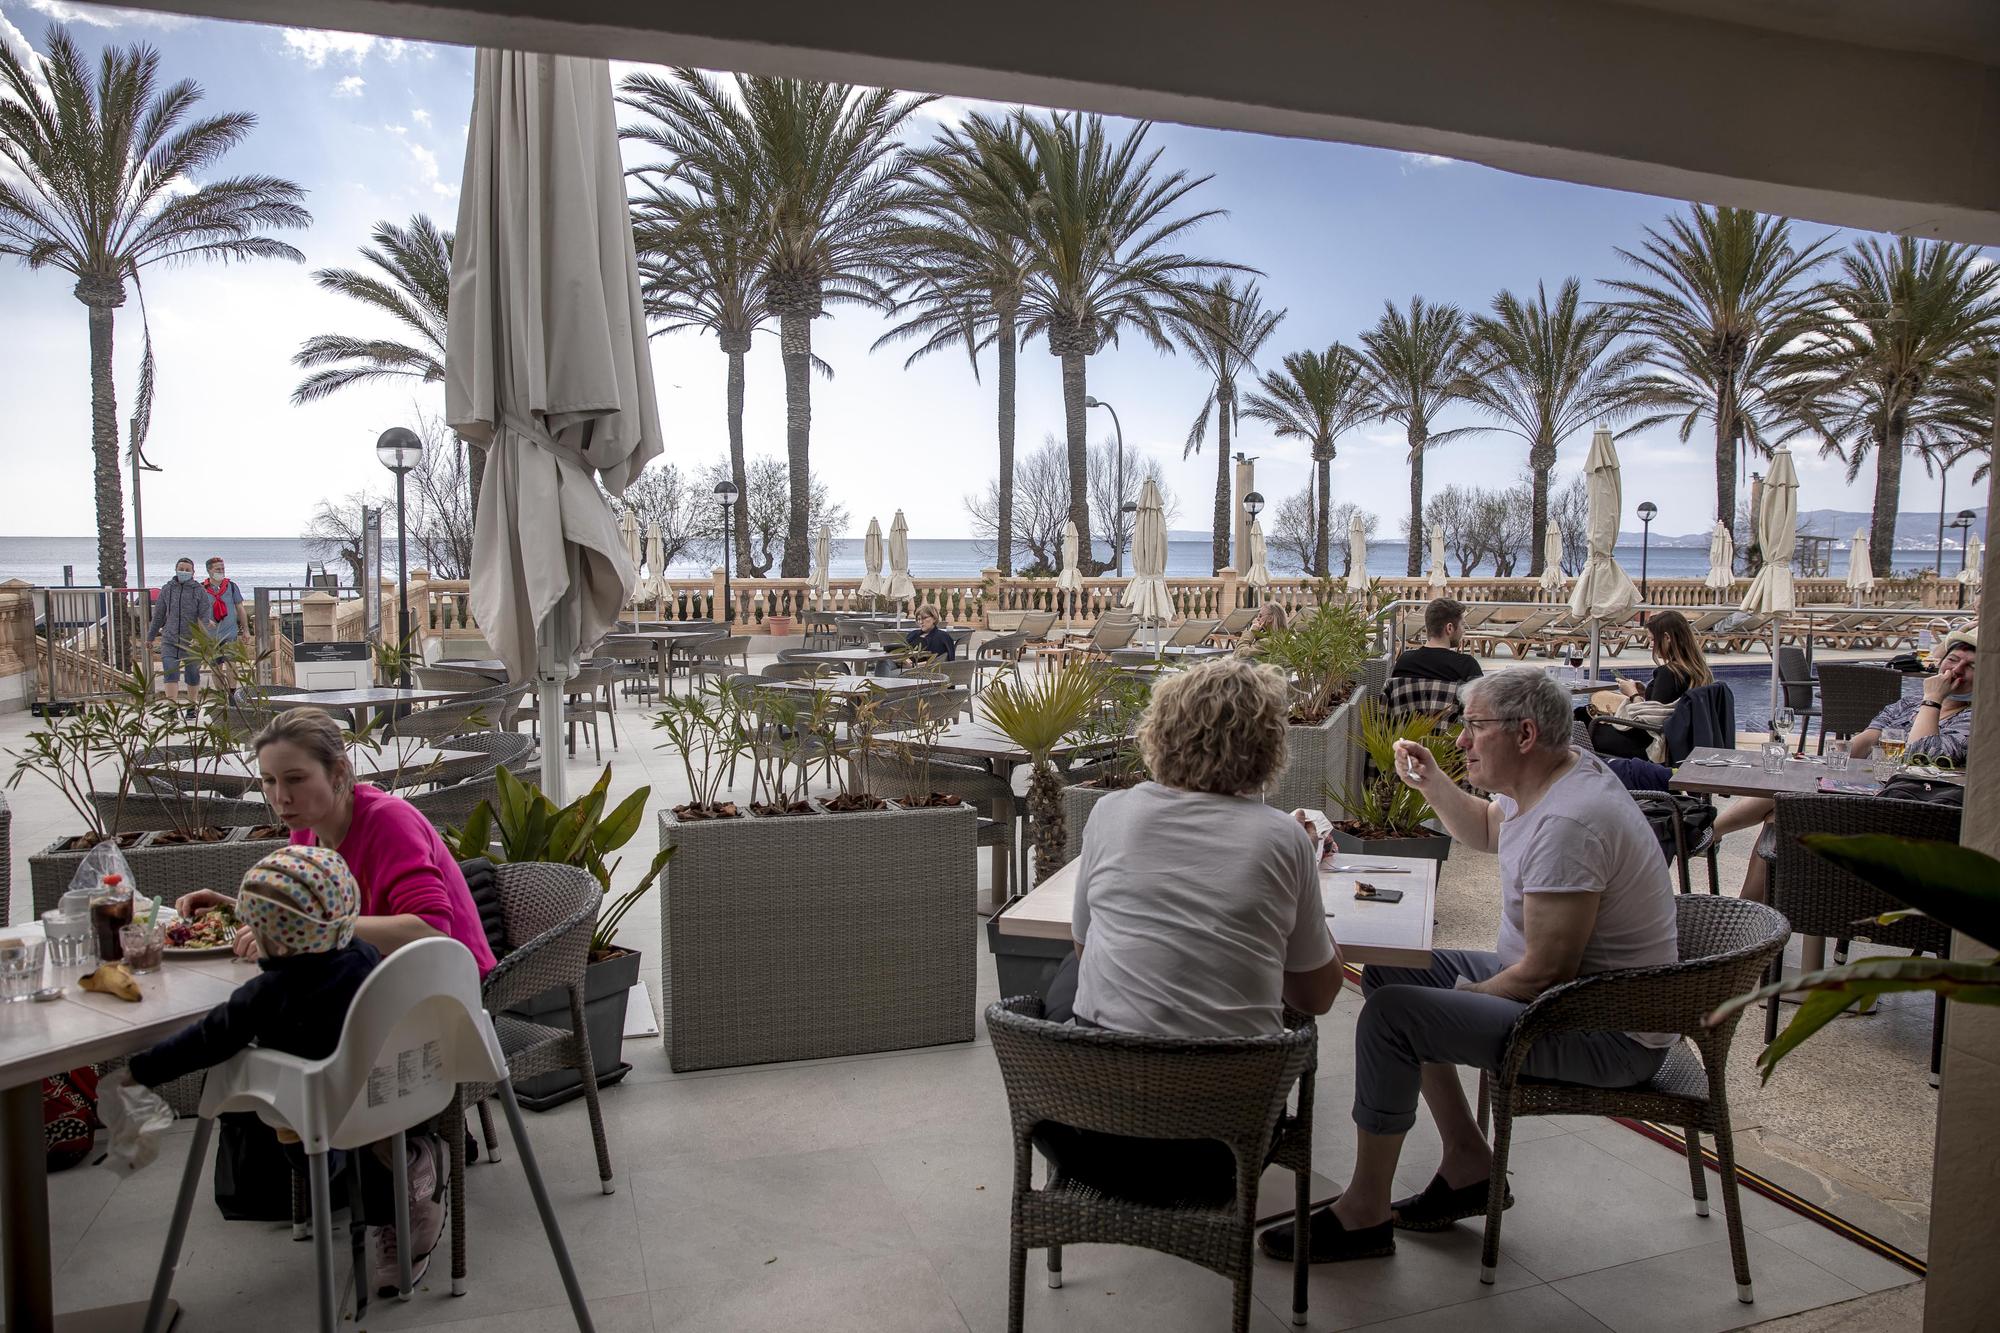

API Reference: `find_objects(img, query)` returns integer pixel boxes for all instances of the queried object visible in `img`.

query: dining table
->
[0,925,263,1330]
[756,674,935,701]
[928,720,1118,907]
[280,684,468,733]
[792,647,900,676]
[602,629,724,697]
[134,741,478,796]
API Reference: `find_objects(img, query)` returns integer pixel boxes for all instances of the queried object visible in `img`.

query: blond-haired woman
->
[1037,656,1343,1203]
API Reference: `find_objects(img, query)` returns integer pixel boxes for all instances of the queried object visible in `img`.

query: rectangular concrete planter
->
[1264,692,1365,817]
[30,828,291,916]
[656,801,978,1071]
[506,945,640,1111]
[1329,824,1452,865]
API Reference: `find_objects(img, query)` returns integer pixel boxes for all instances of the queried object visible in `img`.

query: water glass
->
[1872,753,1899,782]
[1824,738,1851,773]
[1761,739,1789,773]
[118,922,165,974]
[40,910,93,966]
[0,938,46,1003]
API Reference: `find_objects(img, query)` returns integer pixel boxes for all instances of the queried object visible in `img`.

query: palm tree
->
[1241,345,1372,576]
[1463,280,1650,576]
[875,112,1041,575]
[1780,238,2000,574]
[1356,297,1479,575]
[629,176,774,574]
[290,215,472,503]
[0,29,308,586]
[1014,112,1237,571]
[1168,278,1286,571]
[620,71,929,576]
[1604,204,1831,530]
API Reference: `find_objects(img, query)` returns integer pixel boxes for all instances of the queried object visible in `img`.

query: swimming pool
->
[1611,661,1917,733]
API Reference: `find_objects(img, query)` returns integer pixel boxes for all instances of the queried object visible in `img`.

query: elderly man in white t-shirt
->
[1262,667,1679,1264]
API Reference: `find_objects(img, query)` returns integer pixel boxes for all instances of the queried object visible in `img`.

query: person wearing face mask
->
[201,556,250,688]
[147,556,210,710]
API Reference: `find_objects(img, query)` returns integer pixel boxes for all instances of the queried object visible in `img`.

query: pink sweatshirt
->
[293,783,497,976]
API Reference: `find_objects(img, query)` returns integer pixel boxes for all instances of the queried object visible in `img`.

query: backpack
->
[43,1068,99,1172]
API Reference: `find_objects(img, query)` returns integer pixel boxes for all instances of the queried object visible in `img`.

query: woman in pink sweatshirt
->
[175,707,496,976]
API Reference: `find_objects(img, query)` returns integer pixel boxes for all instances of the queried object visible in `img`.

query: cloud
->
[1398,152,1456,171]
[280,27,407,66]
[334,74,365,97]
[19,0,190,28]
[411,106,429,126]
[402,140,457,198]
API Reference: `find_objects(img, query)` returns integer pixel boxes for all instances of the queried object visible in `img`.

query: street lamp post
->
[1636,501,1657,607]
[1085,395,1125,574]
[1242,491,1265,608]
[1953,509,1975,608]
[375,427,423,686]
[715,480,739,622]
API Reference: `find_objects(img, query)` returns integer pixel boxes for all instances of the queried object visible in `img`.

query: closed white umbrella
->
[1426,523,1450,592]
[449,51,659,803]
[858,518,887,599]
[811,526,832,607]
[1346,511,1369,593]
[1960,534,1984,587]
[1122,479,1174,624]
[1055,519,1085,619]
[1244,518,1270,591]
[1569,426,1641,679]
[620,507,642,608]
[643,524,664,605]
[1538,525,1567,598]
[1740,447,1798,723]
[1846,527,1876,595]
[1705,522,1737,592]
[887,509,917,607]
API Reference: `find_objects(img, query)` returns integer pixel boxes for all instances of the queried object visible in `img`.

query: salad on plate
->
[164,903,238,954]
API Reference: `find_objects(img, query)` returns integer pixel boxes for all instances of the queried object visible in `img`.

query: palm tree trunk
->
[1713,389,1736,528]
[1213,386,1233,572]
[1870,417,1906,575]
[1406,426,1427,577]
[1527,437,1554,578]
[1315,455,1331,577]
[466,441,486,522]
[996,312,1017,576]
[779,311,813,578]
[83,292,128,587]
[1061,350,1093,570]
[727,346,754,576]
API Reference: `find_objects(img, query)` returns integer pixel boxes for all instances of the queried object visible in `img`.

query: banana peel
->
[80,964,141,1002]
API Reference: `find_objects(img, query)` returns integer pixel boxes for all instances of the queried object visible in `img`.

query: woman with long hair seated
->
[1037,655,1344,1203]
[1589,609,1712,758]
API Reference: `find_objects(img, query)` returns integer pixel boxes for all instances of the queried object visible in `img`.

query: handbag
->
[212,1112,299,1221]
[42,1068,99,1172]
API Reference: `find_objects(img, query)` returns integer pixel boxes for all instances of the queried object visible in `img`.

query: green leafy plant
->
[447,764,672,955]
[981,661,1106,876]
[1074,672,1152,788]
[885,689,957,804]
[1327,699,1466,837]
[1251,582,1370,723]
[1711,833,2000,1081]
[739,681,833,811]
[653,679,751,815]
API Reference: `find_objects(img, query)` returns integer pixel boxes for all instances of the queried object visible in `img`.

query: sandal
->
[1257,1207,1396,1263]
[1390,1174,1513,1232]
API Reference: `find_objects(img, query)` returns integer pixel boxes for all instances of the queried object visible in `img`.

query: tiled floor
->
[0,657,1927,1331]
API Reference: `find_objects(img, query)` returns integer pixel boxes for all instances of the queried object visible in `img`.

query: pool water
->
[1613,662,1917,734]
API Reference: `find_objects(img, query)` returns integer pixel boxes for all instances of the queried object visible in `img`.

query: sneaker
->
[370,1136,449,1297]
[1258,1207,1396,1263]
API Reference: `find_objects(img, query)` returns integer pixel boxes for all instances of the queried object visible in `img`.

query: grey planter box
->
[1264,692,1366,816]
[984,912,1072,1003]
[1059,783,1119,866]
[656,801,978,1071]
[1330,824,1452,865]
[30,828,292,915]
[507,946,640,1111]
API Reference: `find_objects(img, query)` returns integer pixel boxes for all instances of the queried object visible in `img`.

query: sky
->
[1,0,1993,549]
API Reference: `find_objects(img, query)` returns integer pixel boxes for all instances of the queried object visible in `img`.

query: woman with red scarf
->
[202,556,248,687]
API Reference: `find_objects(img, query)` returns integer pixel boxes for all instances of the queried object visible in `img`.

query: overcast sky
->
[1,0,1992,546]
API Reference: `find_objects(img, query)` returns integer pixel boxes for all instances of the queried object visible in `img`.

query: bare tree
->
[620,462,712,570]
[1327,502,1378,576]
[302,490,385,587]
[969,433,1176,572]
[405,414,474,579]
[1472,482,1534,576]
[1550,475,1590,575]
[1415,485,1485,576]
[1268,489,1316,572]
[699,456,849,577]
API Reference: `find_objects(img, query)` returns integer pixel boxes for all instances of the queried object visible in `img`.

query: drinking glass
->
[1881,726,1908,765]
[1760,739,1789,773]
[0,938,46,1002]
[1824,737,1851,773]
[40,910,92,966]
[1872,753,1898,782]
[118,922,165,974]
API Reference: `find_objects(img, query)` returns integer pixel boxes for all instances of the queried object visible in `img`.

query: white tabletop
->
[796,647,897,663]
[759,675,934,697]
[995,848,1437,969]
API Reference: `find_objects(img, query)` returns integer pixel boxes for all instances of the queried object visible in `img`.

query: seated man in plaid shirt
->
[1392,599,1483,687]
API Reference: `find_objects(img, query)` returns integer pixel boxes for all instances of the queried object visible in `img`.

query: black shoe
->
[1258,1207,1395,1263]
[1389,1174,1513,1232]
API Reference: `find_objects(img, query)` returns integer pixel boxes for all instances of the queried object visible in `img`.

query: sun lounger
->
[1465,608,1561,657]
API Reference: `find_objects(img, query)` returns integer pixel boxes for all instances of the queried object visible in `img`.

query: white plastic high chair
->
[140,938,595,1333]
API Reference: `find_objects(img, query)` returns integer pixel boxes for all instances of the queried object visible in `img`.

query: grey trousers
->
[1353,949,1669,1137]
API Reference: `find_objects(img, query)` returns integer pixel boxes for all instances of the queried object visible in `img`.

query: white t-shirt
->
[1071,782,1336,1038]
[1491,748,1680,1047]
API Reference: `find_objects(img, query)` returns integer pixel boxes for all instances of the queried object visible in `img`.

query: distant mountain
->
[1624,506,1987,550]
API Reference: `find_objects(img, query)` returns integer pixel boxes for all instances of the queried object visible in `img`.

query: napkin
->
[97,1069,176,1175]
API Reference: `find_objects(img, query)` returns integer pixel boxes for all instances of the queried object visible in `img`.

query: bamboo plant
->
[652,678,751,816]
[1250,582,1370,722]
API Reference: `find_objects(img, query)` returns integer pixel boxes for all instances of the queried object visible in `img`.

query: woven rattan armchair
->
[445,863,613,1293]
[1768,794,1957,1076]
[1479,895,1790,1304]
[1814,664,1903,746]
[1,791,11,927]
[385,688,510,740]
[986,995,1319,1332]
[90,789,272,833]
[1775,646,1821,752]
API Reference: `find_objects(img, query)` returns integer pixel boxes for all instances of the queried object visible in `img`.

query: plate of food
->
[163,903,239,958]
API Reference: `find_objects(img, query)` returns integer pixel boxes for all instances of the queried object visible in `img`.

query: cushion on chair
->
[459,858,511,959]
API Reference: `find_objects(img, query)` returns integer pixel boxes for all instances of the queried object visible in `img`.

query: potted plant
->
[981,660,1106,881]
[1324,699,1465,862]
[1059,672,1153,864]
[446,764,671,1109]
[880,691,965,810]
[1250,583,1372,813]
[652,679,751,819]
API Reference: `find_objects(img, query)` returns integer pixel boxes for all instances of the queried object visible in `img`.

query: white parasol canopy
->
[1538,525,1567,597]
[1705,522,1737,592]
[887,510,917,606]
[1244,518,1270,590]
[1739,448,1797,616]
[1960,534,1984,589]
[449,51,659,802]
[1427,524,1450,592]
[811,526,832,605]
[1569,426,1641,624]
[642,524,664,604]
[1122,479,1174,623]
[858,518,887,599]
[621,505,641,569]
[1846,527,1876,592]
[1055,520,1085,620]
[1347,511,1369,593]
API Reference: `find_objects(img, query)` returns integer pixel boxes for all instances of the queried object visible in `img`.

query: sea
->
[0,535,1958,595]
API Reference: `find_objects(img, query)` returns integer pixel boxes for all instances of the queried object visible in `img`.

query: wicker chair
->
[1767,794,1957,1077]
[1479,895,1790,1304]
[405,768,540,832]
[759,661,833,682]
[90,789,272,833]
[1774,646,1820,752]
[1,791,11,927]
[412,730,536,791]
[385,688,510,740]
[1814,663,1903,747]
[986,996,1319,1332]
[415,666,506,694]
[801,611,841,651]
[979,632,1028,665]
[446,863,614,1292]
